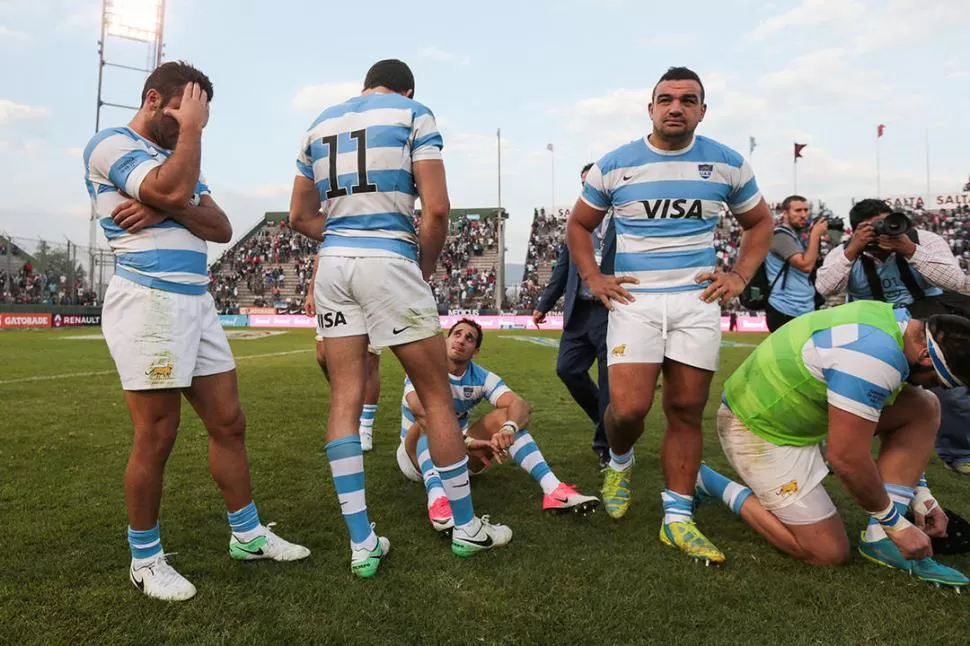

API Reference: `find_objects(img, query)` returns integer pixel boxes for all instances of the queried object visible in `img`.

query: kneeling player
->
[397,318,599,531]
[306,254,382,451]
[700,301,968,587]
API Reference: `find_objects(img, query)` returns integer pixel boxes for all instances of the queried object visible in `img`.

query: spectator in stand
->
[533,164,615,469]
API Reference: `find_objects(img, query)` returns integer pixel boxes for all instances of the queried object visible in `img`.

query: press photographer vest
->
[846,229,942,306]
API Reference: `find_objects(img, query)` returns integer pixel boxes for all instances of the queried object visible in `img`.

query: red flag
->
[794,143,807,160]
[877,124,886,138]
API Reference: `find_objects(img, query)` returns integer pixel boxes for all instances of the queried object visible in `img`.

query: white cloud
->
[0,24,27,40]
[291,82,359,112]
[759,48,893,109]
[418,46,471,66]
[0,99,50,123]
[65,147,83,158]
[747,0,967,54]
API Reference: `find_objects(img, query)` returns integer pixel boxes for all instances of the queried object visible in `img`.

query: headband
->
[926,328,964,389]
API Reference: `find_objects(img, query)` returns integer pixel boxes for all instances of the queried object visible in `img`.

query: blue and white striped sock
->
[128,523,163,564]
[510,429,561,495]
[359,405,377,434]
[697,464,753,516]
[609,447,634,472]
[437,456,479,533]
[326,436,377,552]
[662,489,694,524]
[227,500,265,542]
[864,483,915,542]
[416,434,447,507]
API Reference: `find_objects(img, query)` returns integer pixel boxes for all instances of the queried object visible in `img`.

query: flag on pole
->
[547,143,554,152]
[794,143,807,160]
[877,124,886,138]
[749,136,756,155]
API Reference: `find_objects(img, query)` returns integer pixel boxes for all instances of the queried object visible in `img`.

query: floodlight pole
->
[89,0,166,301]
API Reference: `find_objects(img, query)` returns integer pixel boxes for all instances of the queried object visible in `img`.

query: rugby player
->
[83,61,309,602]
[305,254,382,451]
[289,59,511,578]
[565,66,773,564]
[397,319,599,531]
[701,301,969,588]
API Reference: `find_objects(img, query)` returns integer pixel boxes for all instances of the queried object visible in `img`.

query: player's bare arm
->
[491,392,531,452]
[305,255,320,317]
[827,405,932,560]
[413,159,450,281]
[698,198,773,305]
[288,175,325,240]
[138,83,209,210]
[111,195,231,242]
[566,199,637,310]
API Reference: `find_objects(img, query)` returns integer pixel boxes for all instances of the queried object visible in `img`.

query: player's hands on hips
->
[914,494,949,538]
[696,269,745,306]
[112,199,167,234]
[304,291,316,317]
[163,82,210,131]
[532,310,546,326]
[888,523,933,560]
[588,273,638,310]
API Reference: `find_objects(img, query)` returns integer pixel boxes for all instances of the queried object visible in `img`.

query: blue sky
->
[1,0,968,268]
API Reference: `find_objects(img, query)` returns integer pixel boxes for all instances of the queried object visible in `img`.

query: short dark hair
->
[653,66,705,103]
[581,162,594,176]
[141,60,213,106]
[363,59,415,95]
[927,314,970,387]
[448,318,483,349]
[782,195,808,211]
[849,198,891,229]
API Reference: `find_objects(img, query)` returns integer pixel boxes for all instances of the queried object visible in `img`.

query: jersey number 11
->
[323,129,378,199]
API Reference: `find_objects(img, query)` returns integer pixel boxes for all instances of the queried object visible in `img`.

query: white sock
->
[609,448,634,472]
[539,472,561,495]
[350,530,378,553]
[455,517,483,536]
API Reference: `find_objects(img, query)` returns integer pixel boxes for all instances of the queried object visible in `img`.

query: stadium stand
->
[0,236,94,306]
[516,207,568,310]
[207,208,501,314]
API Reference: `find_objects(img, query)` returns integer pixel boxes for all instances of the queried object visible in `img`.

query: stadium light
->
[104,0,164,43]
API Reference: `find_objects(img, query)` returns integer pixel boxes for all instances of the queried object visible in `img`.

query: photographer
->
[763,195,828,331]
[816,199,970,303]
[817,198,970,475]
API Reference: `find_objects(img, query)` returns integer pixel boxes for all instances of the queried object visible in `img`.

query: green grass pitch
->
[1,328,968,645]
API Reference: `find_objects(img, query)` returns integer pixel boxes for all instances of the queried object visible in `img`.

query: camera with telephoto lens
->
[864,211,912,251]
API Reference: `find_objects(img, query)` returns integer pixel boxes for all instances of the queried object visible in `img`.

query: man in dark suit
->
[533,163,615,468]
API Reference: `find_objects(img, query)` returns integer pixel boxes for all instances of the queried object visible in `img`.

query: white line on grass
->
[0,349,312,386]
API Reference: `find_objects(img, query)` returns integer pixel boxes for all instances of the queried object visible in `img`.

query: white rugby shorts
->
[606,290,721,370]
[715,404,836,525]
[313,256,440,349]
[101,275,235,391]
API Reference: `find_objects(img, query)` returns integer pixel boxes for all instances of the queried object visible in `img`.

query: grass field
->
[1,327,969,645]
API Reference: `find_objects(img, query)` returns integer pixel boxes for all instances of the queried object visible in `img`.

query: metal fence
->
[0,234,115,306]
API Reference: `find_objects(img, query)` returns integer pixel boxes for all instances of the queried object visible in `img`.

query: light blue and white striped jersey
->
[400,361,511,439]
[581,135,762,293]
[83,127,210,295]
[801,309,911,421]
[296,92,443,263]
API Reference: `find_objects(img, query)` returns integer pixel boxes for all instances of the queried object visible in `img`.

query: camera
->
[871,211,912,237]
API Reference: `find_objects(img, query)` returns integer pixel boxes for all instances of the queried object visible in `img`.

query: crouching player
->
[699,300,968,587]
[397,318,599,532]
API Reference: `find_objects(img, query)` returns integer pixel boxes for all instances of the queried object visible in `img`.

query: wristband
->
[499,421,519,435]
[729,269,750,285]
